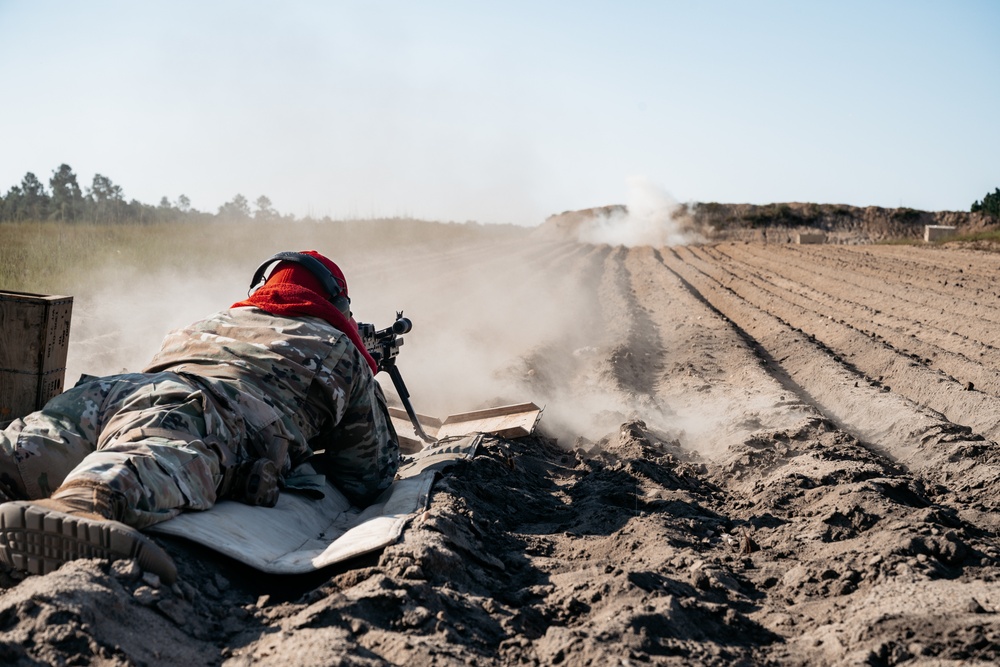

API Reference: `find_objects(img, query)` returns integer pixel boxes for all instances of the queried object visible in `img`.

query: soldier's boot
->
[0,484,177,584]
[49,481,128,521]
[229,458,280,507]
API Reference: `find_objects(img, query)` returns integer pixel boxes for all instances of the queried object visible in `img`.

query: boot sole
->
[0,501,177,584]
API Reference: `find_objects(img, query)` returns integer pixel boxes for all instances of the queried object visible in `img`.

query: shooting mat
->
[148,434,482,574]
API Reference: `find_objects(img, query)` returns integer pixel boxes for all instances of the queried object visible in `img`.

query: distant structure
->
[796,232,826,244]
[924,225,956,242]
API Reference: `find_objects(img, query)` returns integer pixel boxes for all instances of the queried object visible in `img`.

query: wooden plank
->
[390,402,543,451]
[396,434,425,455]
[387,406,442,428]
[438,403,542,439]
[38,297,73,375]
[389,414,440,451]
[437,405,542,440]
[440,402,542,425]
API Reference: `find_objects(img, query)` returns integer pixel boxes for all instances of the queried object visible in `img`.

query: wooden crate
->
[0,291,73,426]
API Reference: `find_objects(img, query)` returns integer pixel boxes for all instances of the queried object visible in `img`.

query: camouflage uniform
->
[0,307,399,529]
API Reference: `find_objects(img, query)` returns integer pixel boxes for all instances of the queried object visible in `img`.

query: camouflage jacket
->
[143,306,399,505]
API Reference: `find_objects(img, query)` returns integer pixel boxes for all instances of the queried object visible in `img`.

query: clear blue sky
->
[1,1,996,225]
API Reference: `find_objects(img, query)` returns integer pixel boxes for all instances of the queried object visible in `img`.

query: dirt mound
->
[689,202,990,244]
[532,205,629,240]
[6,225,1000,665]
[537,202,994,245]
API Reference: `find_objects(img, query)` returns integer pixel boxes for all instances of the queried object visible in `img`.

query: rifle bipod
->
[387,363,436,444]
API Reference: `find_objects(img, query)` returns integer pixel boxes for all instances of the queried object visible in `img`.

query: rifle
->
[357,312,436,444]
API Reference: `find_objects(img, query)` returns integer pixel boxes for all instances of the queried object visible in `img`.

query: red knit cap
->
[231,251,377,373]
[261,251,349,300]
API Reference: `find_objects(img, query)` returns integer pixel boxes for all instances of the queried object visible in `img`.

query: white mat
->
[149,435,482,573]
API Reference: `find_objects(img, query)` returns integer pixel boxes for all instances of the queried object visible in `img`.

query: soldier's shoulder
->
[316,335,371,390]
[225,307,344,335]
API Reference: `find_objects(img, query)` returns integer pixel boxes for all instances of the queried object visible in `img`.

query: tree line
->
[0,164,290,224]
[971,188,1000,220]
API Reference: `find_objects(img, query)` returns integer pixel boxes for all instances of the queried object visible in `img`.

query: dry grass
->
[1,221,210,293]
[0,218,525,295]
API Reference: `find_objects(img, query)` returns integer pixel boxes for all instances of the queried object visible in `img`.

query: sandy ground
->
[4,229,1000,666]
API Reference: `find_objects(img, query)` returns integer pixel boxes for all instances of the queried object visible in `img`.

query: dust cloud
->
[348,238,677,446]
[61,218,684,447]
[345,237,612,441]
[65,265,248,385]
[576,177,703,247]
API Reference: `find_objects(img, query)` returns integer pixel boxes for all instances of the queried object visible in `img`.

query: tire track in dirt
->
[773,244,1000,332]
[713,243,1000,409]
[595,246,664,397]
[829,245,1000,301]
[688,243,1000,443]
[755,244,1000,357]
[658,244,1000,508]
[621,245,1000,664]
[715,243,1000,398]
[622,246,816,455]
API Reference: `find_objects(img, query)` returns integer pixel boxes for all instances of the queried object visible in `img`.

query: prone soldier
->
[0,250,400,583]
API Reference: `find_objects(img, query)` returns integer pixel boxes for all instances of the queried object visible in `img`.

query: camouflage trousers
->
[0,372,248,529]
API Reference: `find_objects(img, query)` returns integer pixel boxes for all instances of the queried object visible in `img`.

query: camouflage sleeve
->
[312,342,400,506]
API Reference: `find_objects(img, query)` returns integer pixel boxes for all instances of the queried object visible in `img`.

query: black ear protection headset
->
[249,251,352,317]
